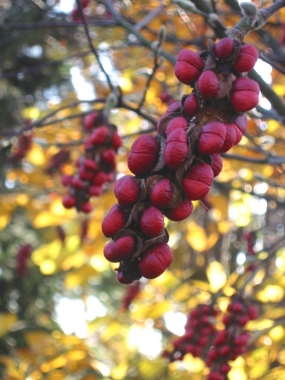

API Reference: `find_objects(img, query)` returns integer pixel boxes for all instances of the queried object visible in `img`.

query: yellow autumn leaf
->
[186,222,218,252]
[206,262,227,293]
[0,313,17,337]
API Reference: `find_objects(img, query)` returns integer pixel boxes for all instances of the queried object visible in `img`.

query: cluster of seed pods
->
[8,131,33,164]
[102,37,260,283]
[206,296,258,380]
[62,112,122,213]
[162,304,218,361]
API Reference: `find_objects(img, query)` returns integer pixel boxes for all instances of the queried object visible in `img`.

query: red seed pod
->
[182,162,214,200]
[84,112,98,130]
[101,204,126,238]
[114,175,140,206]
[112,236,136,260]
[175,49,204,85]
[197,70,219,100]
[207,372,224,380]
[164,128,189,170]
[164,199,193,221]
[104,236,136,262]
[210,153,223,177]
[117,271,135,284]
[248,305,258,320]
[197,121,226,155]
[62,194,76,209]
[102,148,116,167]
[220,363,231,374]
[165,116,188,137]
[112,132,122,150]
[219,123,236,153]
[71,176,84,190]
[232,114,248,144]
[89,185,103,196]
[139,242,173,279]
[81,201,93,213]
[61,174,73,186]
[83,158,98,171]
[150,178,173,208]
[139,206,164,237]
[214,37,235,60]
[93,171,108,186]
[182,93,199,116]
[166,101,181,114]
[89,126,109,144]
[234,44,259,73]
[79,167,94,181]
[230,77,259,112]
[128,135,160,176]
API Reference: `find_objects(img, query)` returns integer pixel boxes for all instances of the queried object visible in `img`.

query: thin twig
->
[76,0,114,92]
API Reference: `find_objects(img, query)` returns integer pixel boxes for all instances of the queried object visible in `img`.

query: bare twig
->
[76,0,114,92]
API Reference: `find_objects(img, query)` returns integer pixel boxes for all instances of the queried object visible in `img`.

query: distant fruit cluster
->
[101,37,260,284]
[8,131,33,164]
[71,0,89,21]
[162,304,219,361]
[163,295,259,379]
[206,296,258,379]
[62,112,122,213]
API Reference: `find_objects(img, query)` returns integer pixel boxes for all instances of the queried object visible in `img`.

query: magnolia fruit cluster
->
[102,37,260,283]
[8,132,33,164]
[15,244,33,278]
[206,297,258,380]
[162,304,218,361]
[62,112,122,213]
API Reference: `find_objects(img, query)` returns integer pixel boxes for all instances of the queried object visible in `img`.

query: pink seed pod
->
[175,49,204,85]
[165,116,188,137]
[219,123,236,153]
[232,114,248,144]
[102,148,116,167]
[89,185,103,196]
[81,201,93,213]
[197,121,226,154]
[89,126,109,144]
[128,135,159,176]
[210,153,223,177]
[139,206,164,237]
[62,194,76,209]
[102,204,126,238]
[197,70,219,100]
[182,93,199,116]
[93,171,108,186]
[150,178,173,208]
[234,44,259,73]
[165,199,193,221]
[104,236,136,262]
[139,242,173,279]
[182,162,214,200]
[112,132,122,150]
[230,77,259,112]
[164,128,189,170]
[114,175,140,207]
[214,37,235,60]
[84,112,98,130]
